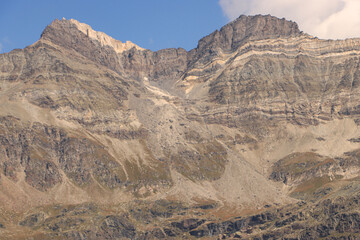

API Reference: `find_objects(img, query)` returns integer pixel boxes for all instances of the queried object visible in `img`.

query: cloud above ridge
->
[219,0,360,39]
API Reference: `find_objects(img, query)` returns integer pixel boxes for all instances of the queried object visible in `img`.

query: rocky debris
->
[44,217,86,232]
[171,218,206,232]
[19,213,45,227]
[195,204,217,210]
[146,200,188,219]
[11,195,360,239]
[187,195,360,239]
[189,212,278,238]
[145,227,166,239]
[348,137,360,143]
[97,215,136,239]
[25,159,62,191]
[1,14,360,239]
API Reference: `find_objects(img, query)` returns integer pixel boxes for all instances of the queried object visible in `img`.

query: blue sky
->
[0,0,228,53]
[2,0,358,54]
[219,0,360,40]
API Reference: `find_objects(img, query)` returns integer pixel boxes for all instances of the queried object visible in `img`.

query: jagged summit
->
[232,14,303,38]
[195,14,305,53]
[41,15,303,55]
[2,14,360,239]
[41,17,144,54]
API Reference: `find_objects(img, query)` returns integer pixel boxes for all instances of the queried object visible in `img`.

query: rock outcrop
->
[1,15,360,239]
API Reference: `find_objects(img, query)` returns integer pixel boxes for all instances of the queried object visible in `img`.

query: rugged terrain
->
[0,15,360,239]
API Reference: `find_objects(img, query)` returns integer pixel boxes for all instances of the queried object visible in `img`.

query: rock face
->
[1,15,360,239]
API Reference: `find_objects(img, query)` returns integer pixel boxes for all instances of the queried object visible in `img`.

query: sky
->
[1,0,360,54]
[0,0,227,53]
[219,0,360,40]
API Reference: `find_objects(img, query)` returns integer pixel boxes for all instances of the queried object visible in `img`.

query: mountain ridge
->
[40,14,305,52]
[1,14,360,239]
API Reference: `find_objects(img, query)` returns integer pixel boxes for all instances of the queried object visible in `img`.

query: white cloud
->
[219,0,360,39]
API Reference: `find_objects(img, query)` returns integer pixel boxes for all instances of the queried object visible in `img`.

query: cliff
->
[0,15,360,239]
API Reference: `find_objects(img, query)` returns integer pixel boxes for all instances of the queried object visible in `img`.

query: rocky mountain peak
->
[41,18,144,54]
[196,14,304,53]
[2,13,360,240]
[232,14,303,39]
[68,18,144,53]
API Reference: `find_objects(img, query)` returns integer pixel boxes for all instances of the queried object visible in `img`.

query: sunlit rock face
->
[1,15,360,239]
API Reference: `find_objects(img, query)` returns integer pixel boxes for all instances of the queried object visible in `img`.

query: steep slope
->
[41,18,188,85]
[0,15,360,239]
[0,38,172,207]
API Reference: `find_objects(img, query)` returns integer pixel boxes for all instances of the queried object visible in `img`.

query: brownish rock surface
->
[1,15,360,239]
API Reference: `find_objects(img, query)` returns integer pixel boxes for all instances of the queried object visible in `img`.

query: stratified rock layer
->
[1,15,360,239]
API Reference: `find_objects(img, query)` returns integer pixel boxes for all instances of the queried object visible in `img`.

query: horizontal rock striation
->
[1,14,360,239]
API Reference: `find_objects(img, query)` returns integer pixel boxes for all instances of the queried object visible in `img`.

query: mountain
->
[0,15,360,239]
